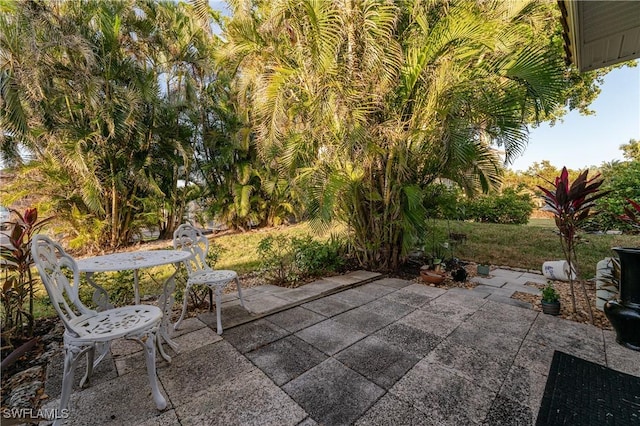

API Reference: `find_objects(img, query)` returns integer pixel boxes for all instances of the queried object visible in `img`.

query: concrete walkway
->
[42,270,640,425]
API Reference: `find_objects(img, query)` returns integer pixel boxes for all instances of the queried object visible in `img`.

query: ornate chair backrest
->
[173,224,211,276]
[31,235,94,337]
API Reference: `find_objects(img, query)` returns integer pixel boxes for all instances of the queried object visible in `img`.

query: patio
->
[41,271,640,425]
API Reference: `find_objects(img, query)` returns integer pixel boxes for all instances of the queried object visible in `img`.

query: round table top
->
[76,250,192,273]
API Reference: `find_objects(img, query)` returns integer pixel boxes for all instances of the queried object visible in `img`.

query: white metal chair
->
[31,235,166,425]
[173,224,244,334]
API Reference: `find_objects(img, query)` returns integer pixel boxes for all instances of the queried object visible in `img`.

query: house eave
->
[559,1,640,72]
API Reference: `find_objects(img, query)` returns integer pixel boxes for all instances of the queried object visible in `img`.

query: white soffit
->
[564,1,640,72]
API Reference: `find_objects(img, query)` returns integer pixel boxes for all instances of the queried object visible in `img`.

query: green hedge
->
[462,189,534,225]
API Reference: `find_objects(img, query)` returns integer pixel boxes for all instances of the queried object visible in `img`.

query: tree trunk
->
[110,171,118,248]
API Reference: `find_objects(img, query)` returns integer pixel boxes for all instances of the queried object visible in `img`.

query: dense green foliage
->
[0,0,298,249]
[588,162,640,232]
[257,234,346,286]
[0,0,624,271]
[585,140,640,232]
[424,184,533,224]
[463,189,534,225]
[220,0,602,270]
[1,0,216,248]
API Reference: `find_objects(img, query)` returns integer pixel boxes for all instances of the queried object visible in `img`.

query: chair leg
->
[141,331,167,410]
[174,282,192,330]
[79,346,95,388]
[93,341,109,368]
[56,344,82,426]
[215,287,223,335]
[236,277,245,308]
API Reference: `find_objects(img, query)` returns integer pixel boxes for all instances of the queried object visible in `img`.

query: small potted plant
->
[431,257,445,274]
[541,282,561,315]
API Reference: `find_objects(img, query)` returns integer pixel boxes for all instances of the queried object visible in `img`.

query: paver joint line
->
[223,272,387,331]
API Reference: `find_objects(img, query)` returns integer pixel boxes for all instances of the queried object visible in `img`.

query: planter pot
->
[604,247,640,351]
[596,257,618,311]
[541,300,561,315]
[420,270,445,285]
[477,264,490,276]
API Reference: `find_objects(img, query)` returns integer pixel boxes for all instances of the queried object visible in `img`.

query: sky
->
[509,65,640,172]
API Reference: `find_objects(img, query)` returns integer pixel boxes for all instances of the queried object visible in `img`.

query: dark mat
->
[536,350,640,425]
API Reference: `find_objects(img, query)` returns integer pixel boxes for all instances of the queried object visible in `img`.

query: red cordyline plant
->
[1,207,53,343]
[537,167,609,323]
[621,198,640,230]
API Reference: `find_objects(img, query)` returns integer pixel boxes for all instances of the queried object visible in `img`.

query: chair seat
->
[67,305,163,343]
[188,269,238,286]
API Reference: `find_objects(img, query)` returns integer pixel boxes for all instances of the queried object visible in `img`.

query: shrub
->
[79,270,135,308]
[538,166,608,323]
[463,189,533,225]
[584,161,640,233]
[205,241,225,268]
[257,235,297,285]
[291,235,345,279]
[257,234,346,286]
[423,184,465,220]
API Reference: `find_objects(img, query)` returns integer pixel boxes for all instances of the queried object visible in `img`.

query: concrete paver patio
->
[42,270,640,425]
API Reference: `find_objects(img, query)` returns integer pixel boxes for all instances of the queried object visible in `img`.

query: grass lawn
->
[526,218,555,227]
[214,218,637,279]
[427,219,639,278]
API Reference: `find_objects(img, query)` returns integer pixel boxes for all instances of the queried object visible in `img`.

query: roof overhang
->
[558,1,640,72]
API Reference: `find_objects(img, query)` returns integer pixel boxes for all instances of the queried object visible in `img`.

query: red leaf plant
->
[1,207,53,342]
[538,167,610,323]
[621,198,640,230]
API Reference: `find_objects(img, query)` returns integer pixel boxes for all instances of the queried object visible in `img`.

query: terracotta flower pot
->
[420,270,445,284]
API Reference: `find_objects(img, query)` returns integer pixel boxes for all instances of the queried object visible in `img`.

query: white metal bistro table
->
[76,250,192,362]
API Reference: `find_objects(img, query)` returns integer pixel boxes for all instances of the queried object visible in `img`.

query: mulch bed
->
[511,278,611,330]
[1,318,63,416]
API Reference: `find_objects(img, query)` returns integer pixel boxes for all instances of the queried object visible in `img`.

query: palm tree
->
[1,0,230,248]
[0,0,108,250]
[220,0,567,270]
